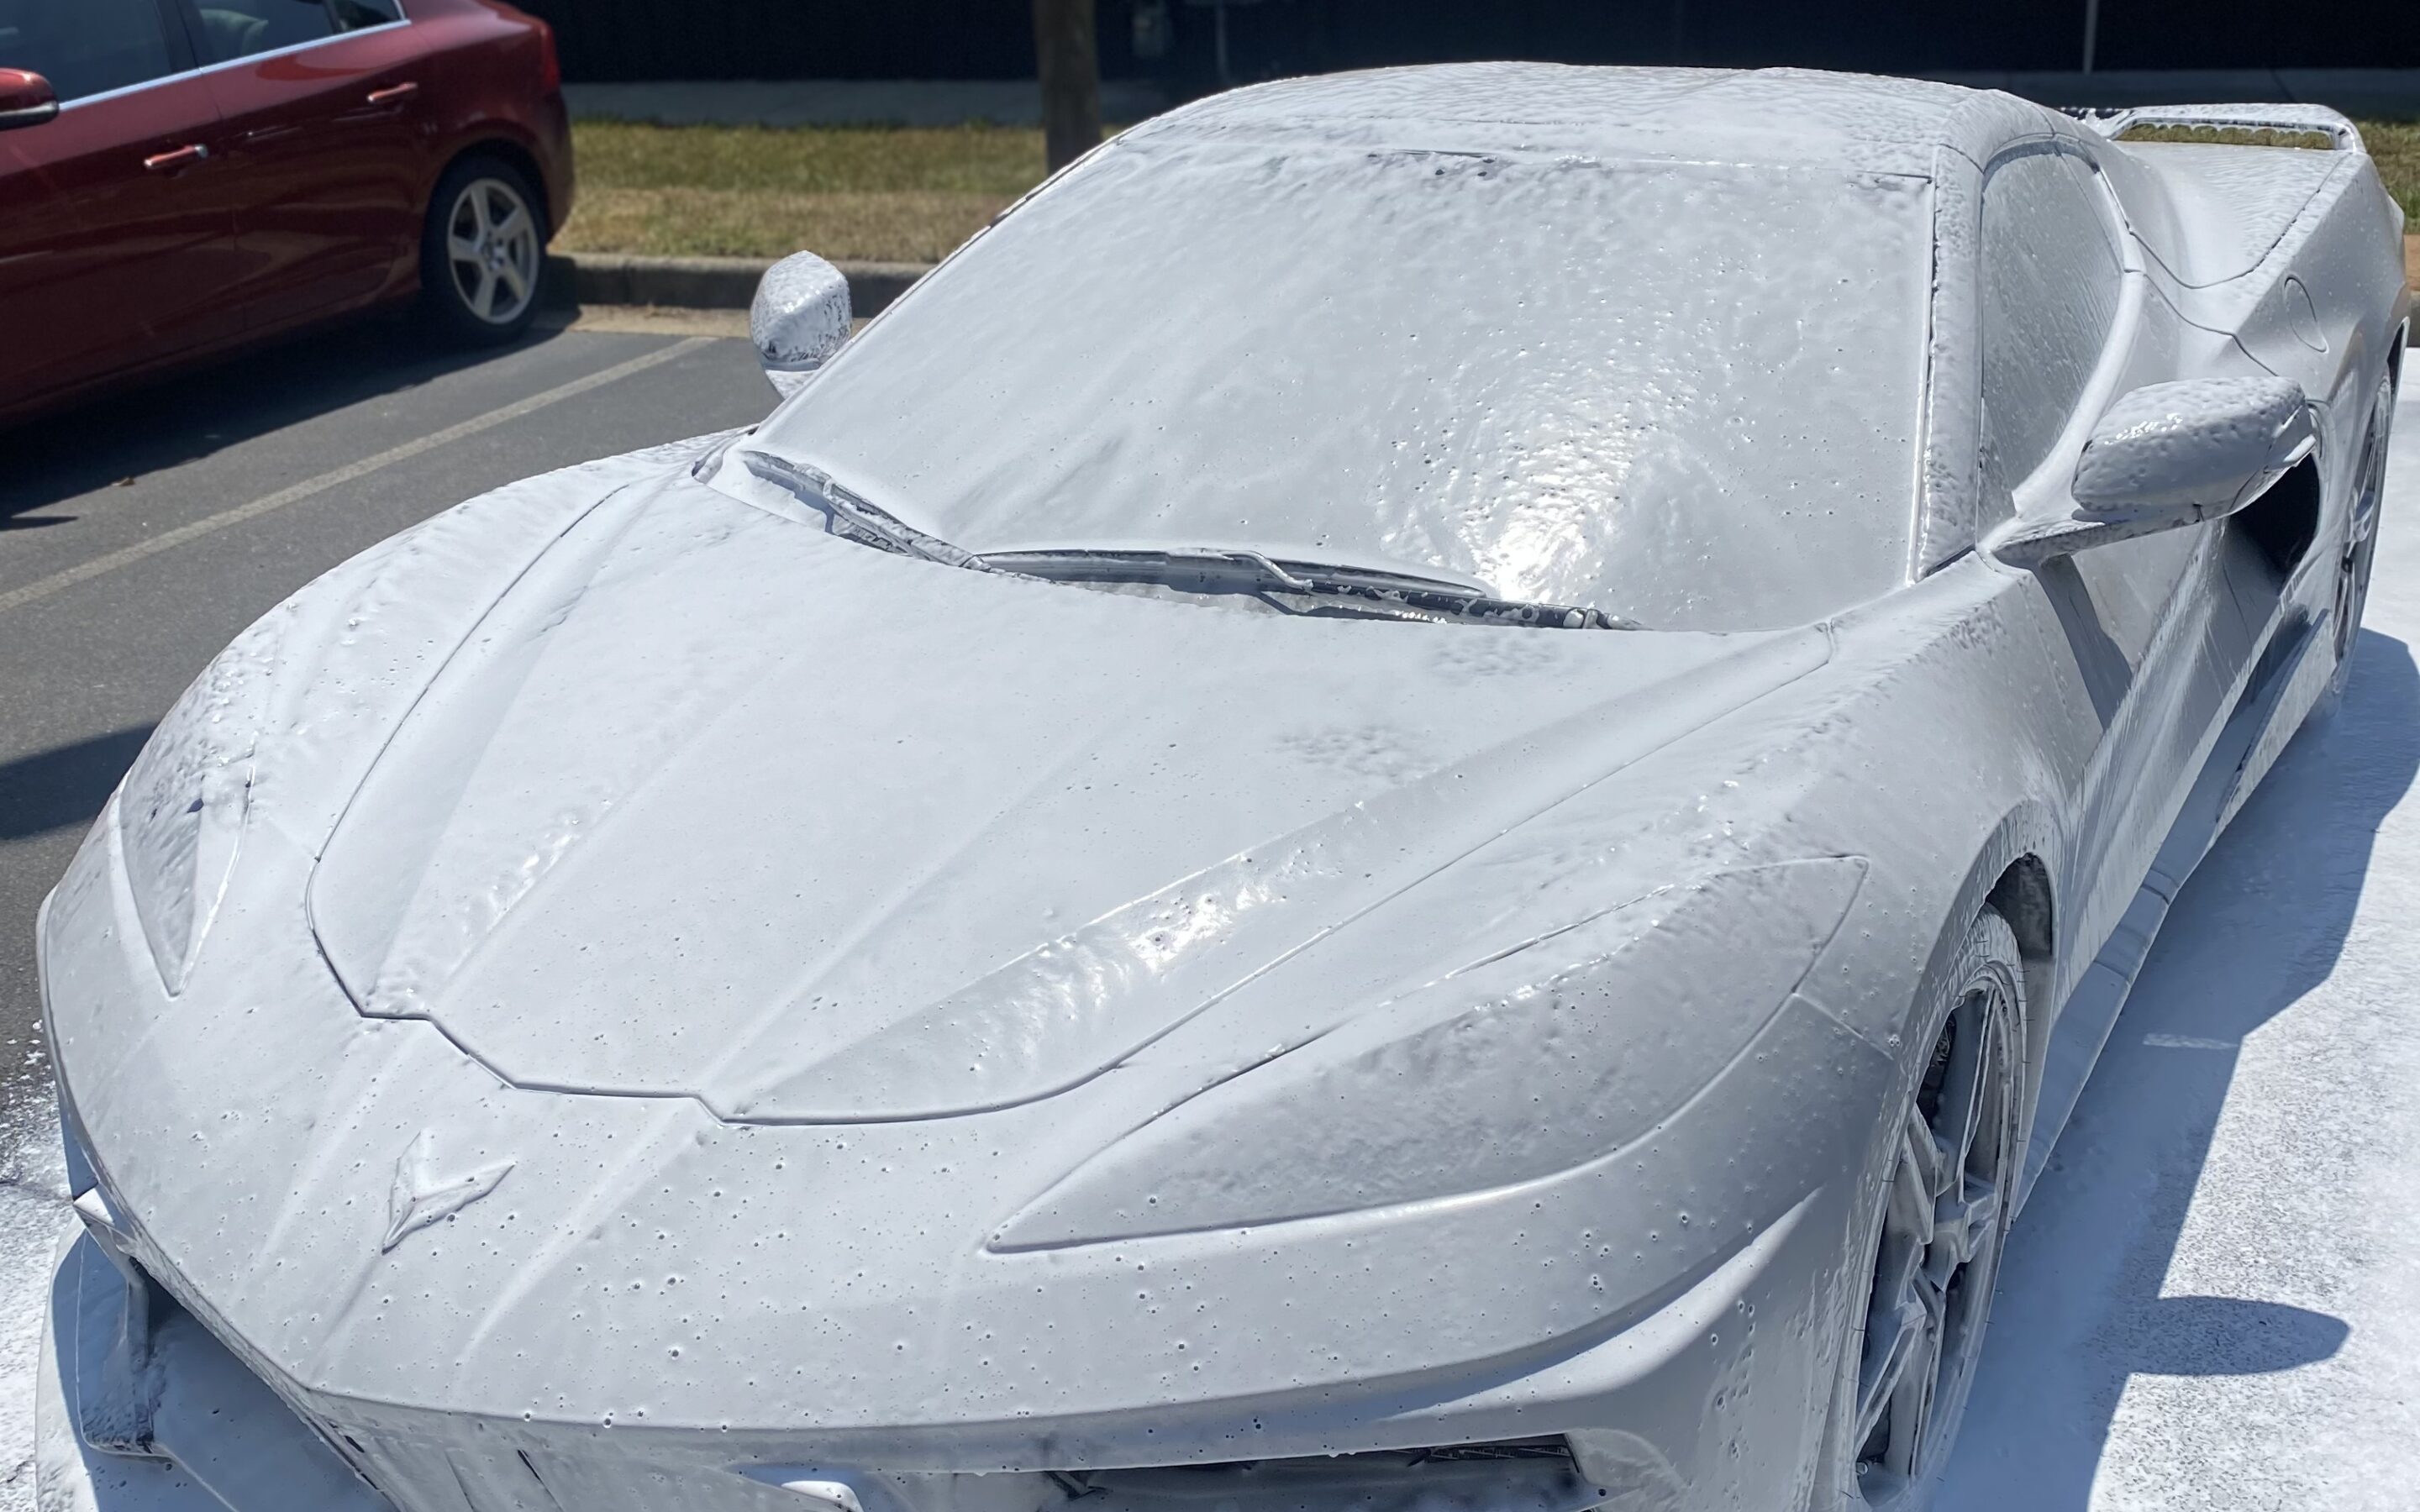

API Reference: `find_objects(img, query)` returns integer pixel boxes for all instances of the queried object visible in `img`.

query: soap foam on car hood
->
[307,479,1820,1121]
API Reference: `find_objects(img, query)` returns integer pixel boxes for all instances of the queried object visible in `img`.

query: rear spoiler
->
[2070,102,2365,153]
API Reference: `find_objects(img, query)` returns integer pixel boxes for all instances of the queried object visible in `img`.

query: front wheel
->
[1823,907,2024,1511]
[418,156,547,344]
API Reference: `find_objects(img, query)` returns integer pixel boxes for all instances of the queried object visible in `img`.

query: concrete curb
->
[544,254,929,318]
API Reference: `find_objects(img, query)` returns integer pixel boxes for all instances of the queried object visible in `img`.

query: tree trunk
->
[1034,0,1102,174]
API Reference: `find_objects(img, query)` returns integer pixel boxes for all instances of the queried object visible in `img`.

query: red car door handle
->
[366,81,419,104]
[141,144,209,172]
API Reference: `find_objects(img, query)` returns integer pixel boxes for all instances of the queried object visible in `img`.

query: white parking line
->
[2142,1032,2239,1051]
[0,337,714,618]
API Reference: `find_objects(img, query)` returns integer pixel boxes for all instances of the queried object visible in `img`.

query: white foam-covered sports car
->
[36,64,2407,1512]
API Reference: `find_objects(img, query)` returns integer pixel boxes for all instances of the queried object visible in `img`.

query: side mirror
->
[0,70,59,131]
[1994,376,2314,567]
[750,252,851,397]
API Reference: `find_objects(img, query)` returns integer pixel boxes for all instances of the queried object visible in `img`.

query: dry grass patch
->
[560,186,1016,262]
[2116,123,2341,151]
[2358,120,2420,223]
[558,121,1053,263]
[555,117,2420,270]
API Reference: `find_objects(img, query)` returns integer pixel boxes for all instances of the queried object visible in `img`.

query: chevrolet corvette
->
[35,64,2407,1512]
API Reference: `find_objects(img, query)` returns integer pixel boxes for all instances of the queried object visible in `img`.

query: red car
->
[0,0,572,423]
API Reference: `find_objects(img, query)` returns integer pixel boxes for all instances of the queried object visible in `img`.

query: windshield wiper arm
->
[738,450,995,571]
[977,548,1635,629]
[721,473,1631,630]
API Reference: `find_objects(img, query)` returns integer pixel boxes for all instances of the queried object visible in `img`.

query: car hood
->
[306,476,1827,1123]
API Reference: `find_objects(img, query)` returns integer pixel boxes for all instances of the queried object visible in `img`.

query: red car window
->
[329,0,399,27]
[187,0,400,65]
[0,0,179,102]
[190,0,338,63]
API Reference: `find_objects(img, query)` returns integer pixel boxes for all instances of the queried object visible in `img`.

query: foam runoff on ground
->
[0,1071,68,1511]
[3,399,2420,1505]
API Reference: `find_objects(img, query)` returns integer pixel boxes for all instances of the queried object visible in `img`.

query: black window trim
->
[154,0,202,76]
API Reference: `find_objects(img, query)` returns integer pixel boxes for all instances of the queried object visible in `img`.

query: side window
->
[329,0,401,27]
[190,0,398,65]
[191,0,342,64]
[0,0,179,102]
[1978,146,2126,517]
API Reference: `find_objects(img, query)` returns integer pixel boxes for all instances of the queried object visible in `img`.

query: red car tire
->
[418,153,548,345]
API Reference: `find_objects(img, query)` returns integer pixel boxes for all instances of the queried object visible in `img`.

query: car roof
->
[1129,63,2045,179]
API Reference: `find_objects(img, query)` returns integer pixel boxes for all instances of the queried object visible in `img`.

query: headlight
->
[116,644,271,995]
[994,857,1865,1249]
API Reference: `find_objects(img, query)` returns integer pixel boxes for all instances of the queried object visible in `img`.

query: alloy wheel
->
[1849,970,2018,1509]
[445,176,540,327]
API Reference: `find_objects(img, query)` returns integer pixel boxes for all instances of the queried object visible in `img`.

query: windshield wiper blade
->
[718,475,1631,630]
[738,450,996,571]
[977,548,1635,629]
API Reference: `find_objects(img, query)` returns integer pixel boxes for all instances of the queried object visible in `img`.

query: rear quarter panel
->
[2111,139,2406,501]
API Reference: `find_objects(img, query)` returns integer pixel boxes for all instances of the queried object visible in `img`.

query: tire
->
[1818,907,2025,1512]
[418,155,547,345]
[2316,375,2396,719]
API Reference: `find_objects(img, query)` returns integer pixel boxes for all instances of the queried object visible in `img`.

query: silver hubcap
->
[1850,974,2015,1509]
[445,177,539,325]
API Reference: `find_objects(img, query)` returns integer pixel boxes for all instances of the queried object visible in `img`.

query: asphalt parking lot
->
[0,314,773,1132]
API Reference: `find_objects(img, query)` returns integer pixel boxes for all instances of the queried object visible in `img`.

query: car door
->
[1973,142,2222,961]
[184,0,423,328]
[0,0,241,411]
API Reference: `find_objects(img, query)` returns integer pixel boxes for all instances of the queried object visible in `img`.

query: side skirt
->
[2016,613,2328,1209]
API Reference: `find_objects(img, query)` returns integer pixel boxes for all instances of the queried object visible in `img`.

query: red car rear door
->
[184,0,424,328]
[0,0,241,411]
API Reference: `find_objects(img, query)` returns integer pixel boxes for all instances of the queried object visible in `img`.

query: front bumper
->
[37,1231,389,1512]
[36,1193,1842,1512]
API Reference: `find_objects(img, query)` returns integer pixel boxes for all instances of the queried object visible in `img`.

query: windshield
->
[755,138,1932,631]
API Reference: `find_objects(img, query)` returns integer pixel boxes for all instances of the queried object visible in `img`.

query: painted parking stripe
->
[2143,1032,2240,1051]
[0,337,715,617]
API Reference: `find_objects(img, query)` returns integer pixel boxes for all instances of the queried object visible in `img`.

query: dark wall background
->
[513,0,2420,85]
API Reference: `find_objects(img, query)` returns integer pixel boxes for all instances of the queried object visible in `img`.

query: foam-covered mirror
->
[750,252,852,397]
[1996,376,2314,566]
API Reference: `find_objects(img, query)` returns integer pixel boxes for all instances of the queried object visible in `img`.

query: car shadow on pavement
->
[0,318,566,524]
[1939,627,2420,1509]
[0,727,155,845]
